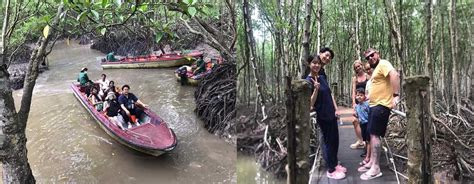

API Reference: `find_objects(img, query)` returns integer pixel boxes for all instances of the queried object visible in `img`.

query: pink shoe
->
[327,170,346,180]
[336,165,347,173]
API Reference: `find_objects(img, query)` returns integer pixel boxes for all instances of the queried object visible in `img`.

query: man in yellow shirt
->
[358,48,400,180]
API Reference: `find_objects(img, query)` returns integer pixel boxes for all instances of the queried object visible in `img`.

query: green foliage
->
[10,15,48,46]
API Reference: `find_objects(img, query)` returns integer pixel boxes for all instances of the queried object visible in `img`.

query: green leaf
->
[188,7,197,17]
[101,0,108,8]
[100,27,107,35]
[91,10,99,20]
[118,15,124,22]
[104,12,113,19]
[199,6,209,16]
[138,4,148,12]
[42,15,51,23]
[114,0,122,7]
[77,11,87,22]
[184,0,192,5]
[155,32,163,43]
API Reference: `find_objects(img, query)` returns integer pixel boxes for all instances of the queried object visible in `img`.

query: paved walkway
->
[309,107,399,184]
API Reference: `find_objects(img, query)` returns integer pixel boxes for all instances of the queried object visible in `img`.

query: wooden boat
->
[174,57,222,86]
[71,84,177,156]
[174,65,209,86]
[175,72,200,86]
[101,50,203,69]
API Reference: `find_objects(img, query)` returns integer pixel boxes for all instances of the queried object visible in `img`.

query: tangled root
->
[194,63,236,136]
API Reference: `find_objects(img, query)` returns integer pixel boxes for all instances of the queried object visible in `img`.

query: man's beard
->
[370,60,379,68]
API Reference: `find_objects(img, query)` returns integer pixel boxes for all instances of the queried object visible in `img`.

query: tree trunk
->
[0,3,64,184]
[300,0,313,79]
[383,0,402,69]
[440,10,448,109]
[0,0,35,183]
[425,0,436,118]
[448,0,460,113]
[405,76,433,184]
[316,0,322,50]
[353,0,361,60]
[243,0,267,119]
[286,79,311,184]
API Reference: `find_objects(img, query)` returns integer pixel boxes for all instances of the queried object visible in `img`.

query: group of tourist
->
[307,47,400,180]
[77,68,148,129]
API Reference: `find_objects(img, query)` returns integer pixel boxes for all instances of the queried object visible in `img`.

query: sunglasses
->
[365,53,374,60]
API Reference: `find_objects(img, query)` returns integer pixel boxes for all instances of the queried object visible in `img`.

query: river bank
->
[1,41,236,183]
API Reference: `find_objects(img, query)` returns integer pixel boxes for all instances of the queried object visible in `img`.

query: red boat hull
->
[71,84,177,156]
[101,50,203,69]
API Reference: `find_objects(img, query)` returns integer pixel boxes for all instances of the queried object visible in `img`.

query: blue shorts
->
[368,105,391,137]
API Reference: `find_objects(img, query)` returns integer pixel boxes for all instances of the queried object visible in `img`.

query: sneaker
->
[350,140,365,149]
[127,123,132,129]
[335,165,347,173]
[327,170,346,180]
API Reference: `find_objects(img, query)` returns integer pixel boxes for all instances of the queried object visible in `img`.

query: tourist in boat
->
[106,52,118,62]
[104,91,127,129]
[193,55,206,75]
[97,74,110,100]
[77,67,91,91]
[306,48,346,180]
[77,68,94,97]
[205,58,216,72]
[105,80,120,97]
[88,87,104,111]
[118,85,149,126]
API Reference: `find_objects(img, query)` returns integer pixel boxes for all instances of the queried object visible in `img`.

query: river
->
[7,41,235,183]
[237,154,284,184]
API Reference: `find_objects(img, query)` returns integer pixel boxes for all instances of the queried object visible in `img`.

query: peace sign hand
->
[310,78,320,91]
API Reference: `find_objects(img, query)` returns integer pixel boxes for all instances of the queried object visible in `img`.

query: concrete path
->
[309,107,400,184]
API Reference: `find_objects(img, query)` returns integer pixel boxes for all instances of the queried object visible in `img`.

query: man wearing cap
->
[77,67,90,86]
[106,52,117,62]
[358,48,400,180]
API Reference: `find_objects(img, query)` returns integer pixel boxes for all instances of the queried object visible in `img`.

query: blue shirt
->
[306,74,336,121]
[118,93,138,110]
[355,101,369,124]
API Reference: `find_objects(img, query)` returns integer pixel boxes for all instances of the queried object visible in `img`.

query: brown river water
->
[5,41,236,183]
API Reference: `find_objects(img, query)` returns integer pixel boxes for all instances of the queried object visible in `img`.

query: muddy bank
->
[236,104,291,178]
[7,44,48,90]
[385,100,474,183]
[88,25,202,56]
[236,104,321,179]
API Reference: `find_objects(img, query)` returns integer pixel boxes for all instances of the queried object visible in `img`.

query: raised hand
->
[310,78,320,91]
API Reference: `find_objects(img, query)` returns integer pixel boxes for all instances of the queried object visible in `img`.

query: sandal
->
[357,165,370,172]
[360,172,383,180]
[359,160,369,166]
